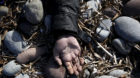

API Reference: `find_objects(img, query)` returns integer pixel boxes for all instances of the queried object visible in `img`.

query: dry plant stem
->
[27,32,38,41]
[0,55,15,59]
[96,41,114,58]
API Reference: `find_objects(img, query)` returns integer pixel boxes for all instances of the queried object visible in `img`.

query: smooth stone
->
[24,0,44,24]
[3,60,21,76]
[123,0,140,16]
[109,69,127,77]
[15,74,29,78]
[112,38,132,55]
[4,30,29,55]
[99,19,112,30]
[103,7,117,17]
[16,46,47,64]
[83,69,90,78]
[0,6,8,17]
[19,21,38,36]
[115,16,140,42]
[82,0,101,18]
[96,27,110,41]
[44,15,52,34]
[96,75,117,78]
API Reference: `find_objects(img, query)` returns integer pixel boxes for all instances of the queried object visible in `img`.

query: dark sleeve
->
[51,0,80,39]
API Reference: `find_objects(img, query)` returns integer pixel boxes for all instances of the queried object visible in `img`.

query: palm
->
[53,36,82,75]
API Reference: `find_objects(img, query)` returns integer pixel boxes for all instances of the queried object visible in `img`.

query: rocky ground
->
[0,0,140,78]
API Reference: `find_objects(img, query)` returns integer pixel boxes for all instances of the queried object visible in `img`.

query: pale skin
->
[53,35,84,75]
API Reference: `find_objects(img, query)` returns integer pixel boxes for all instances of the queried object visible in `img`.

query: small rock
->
[3,60,21,76]
[96,75,117,78]
[44,15,52,34]
[115,16,140,42]
[109,69,127,77]
[123,0,140,16]
[83,69,90,78]
[15,74,29,78]
[99,19,112,31]
[4,30,29,55]
[16,46,47,64]
[96,27,110,41]
[82,0,101,18]
[19,21,38,36]
[0,6,8,17]
[103,7,117,18]
[24,0,44,24]
[112,38,132,55]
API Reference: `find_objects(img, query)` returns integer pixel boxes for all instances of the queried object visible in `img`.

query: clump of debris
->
[0,0,140,78]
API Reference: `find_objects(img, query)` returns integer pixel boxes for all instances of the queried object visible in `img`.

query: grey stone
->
[83,69,90,78]
[4,30,29,55]
[123,0,140,16]
[96,27,110,41]
[44,15,52,34]
[24,0,44,24]
[3,60,21,76]
[15,74,29,78]
[99,19,112,31]
[112,38,132,55]
[109,69,127,77]
[81,0,101,18]
[0,6,8,17]
[96,75,117,78]
[115,16,140,42]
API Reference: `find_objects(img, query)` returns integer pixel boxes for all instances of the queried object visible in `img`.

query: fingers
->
[73,65,79,75]
[65,62,74,74]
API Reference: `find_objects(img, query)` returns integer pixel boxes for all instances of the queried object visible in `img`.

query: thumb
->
[54,56,62,66]
[53,50,62,66]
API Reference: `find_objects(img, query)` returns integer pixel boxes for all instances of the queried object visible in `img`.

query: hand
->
[53,35,83,75]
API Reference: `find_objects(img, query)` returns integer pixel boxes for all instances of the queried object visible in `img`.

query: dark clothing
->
[44,0,80,39]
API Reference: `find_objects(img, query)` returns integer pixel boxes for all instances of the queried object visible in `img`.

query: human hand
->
[53,35,83,75]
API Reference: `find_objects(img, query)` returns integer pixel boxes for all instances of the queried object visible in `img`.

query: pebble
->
[16,46,47,64]
[44,15,52,34]
[96,75,117,78]
[96,27,110,41]
[19,21,38,36]
[4,30,29,55]
[15,74,29,78]
[0,6,8,17]
[112,38,132,55]
[99,19,112,31]
[82,0,101,18]
[103,7,117,18]
[24,0,44,24]
[3,60,21,76]
[83,69,90,78]
[115,16,140,42]
[109,69,127,77]
[123,0,140,16]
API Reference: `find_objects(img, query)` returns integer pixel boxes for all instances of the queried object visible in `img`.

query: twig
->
[0,55,15,59]
[96,41,113,58]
